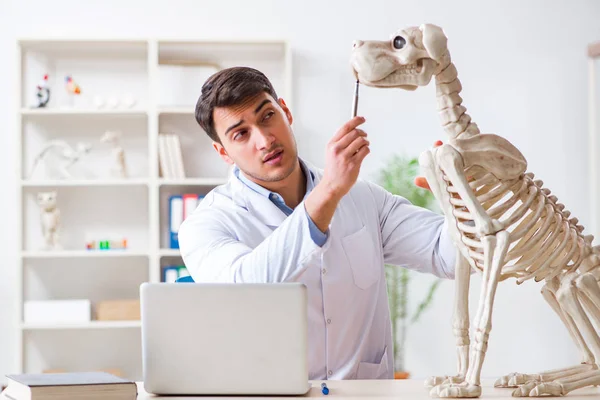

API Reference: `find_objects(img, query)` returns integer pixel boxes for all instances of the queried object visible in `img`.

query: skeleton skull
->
[350,23,450,90]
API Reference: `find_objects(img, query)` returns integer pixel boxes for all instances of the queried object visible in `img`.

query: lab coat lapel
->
[230,168,287,228]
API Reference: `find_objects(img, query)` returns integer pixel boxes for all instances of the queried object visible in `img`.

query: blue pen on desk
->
[321,382,329,395]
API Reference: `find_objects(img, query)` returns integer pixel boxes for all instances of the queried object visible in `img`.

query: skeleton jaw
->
[351,56,437,90]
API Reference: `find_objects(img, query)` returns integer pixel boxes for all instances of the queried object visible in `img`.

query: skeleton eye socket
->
[393,36,406,50]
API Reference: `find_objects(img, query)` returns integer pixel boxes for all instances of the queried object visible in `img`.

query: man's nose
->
[255,129,275,149]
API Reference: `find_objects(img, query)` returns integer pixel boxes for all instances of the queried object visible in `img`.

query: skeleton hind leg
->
[497,275,597,396]
[518,271,600,397]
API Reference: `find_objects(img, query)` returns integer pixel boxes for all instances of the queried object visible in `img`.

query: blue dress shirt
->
[236,159,328,247]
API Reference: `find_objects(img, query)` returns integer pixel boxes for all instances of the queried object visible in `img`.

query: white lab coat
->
[178,159,456,380]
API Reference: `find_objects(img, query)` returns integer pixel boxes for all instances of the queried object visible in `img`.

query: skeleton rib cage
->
[441,166,599,284]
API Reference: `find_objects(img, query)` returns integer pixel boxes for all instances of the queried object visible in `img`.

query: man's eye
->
[234,130,247,140]
[263,111,274,121]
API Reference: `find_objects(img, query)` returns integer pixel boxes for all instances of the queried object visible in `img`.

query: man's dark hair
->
[195,66,279,143]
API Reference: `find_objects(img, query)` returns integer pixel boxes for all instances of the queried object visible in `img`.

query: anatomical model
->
[100,130,128,178]
[37,191,61,250]
[29,140,92,180]
[351,24,600,398]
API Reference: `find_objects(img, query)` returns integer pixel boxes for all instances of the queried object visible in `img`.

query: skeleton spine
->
[434,62,480,139]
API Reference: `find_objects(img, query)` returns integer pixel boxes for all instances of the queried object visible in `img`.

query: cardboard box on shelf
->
[95,299,140,321]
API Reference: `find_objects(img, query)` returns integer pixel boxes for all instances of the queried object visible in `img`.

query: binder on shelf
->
[168,193,205,249]
[169,195,183,249]
[162,265,190,283]
[183,193,198,220]
[162,266,180,283]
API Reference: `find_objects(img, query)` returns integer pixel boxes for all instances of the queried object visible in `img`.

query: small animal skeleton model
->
[29,140,92,180]
[37,191,61,250]
[101,130,128,178]
[351,23,600,398]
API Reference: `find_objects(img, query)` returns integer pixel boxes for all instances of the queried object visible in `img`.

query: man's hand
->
[305,116,370,233]
[320,116,370,199]
[414,140,443,192]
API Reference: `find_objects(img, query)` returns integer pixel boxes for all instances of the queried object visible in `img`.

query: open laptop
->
[139,282,310,396]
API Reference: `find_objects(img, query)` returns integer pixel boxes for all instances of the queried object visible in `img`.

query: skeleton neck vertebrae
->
[434,60,480,140]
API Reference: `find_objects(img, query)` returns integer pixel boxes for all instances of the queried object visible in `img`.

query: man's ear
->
[278,98,293,125]
[212,141,234,165]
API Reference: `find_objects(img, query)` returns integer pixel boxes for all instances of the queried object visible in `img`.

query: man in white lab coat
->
[178,66,458,381]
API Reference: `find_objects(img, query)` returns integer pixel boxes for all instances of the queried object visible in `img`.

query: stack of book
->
[1,371,137,399]
[158,133,185,179]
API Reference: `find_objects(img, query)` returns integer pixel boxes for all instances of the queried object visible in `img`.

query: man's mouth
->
[263,149,284,163]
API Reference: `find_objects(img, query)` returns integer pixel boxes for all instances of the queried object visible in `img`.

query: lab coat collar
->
[229,157,323,227]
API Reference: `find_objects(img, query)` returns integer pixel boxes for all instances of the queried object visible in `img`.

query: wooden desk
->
[136,379,600,399]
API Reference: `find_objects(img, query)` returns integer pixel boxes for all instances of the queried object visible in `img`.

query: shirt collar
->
[234,157,316,200]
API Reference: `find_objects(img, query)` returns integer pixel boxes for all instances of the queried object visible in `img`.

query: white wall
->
[1,0,600,385]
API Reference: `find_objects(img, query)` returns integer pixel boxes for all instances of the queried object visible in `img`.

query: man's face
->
[212,92,298,184]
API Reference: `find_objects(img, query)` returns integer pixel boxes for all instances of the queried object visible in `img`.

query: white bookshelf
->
[16,38,292,381]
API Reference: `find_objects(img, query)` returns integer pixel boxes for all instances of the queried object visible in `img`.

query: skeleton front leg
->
[431,230,509,398]
[425,248,472,388]
[435,145,503,236]
[420,148,473,388]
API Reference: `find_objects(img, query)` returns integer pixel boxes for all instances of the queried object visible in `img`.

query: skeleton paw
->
[429,382,481,398]
[425,375,465,388]
[511,381,565,397]
[495,373,539,388]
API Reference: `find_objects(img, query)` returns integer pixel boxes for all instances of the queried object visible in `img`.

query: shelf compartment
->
[22,185,149,252]
[19,39,149,111]
[159,185,213,250]
[23,327,142,381]
[156,40,289,109]
[23,256,148,304]
[157,113,230,180]
[22,113,149,181]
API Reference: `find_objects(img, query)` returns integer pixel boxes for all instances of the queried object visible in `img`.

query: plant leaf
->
[410,279,442,324]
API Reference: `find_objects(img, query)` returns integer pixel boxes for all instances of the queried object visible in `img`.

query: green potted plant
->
[376,154,442,379]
